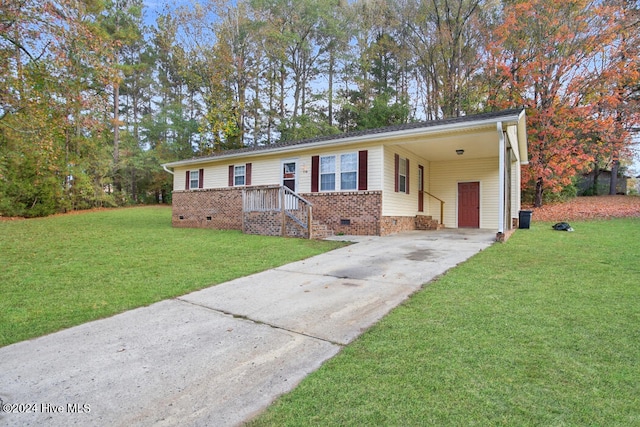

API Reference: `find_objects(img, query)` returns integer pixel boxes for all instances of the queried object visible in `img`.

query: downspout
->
[497,122,505,236]
[162,164,174,175]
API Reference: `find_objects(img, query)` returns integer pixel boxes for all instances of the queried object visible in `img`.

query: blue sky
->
[142,0,191,26]
[142,0,167,25]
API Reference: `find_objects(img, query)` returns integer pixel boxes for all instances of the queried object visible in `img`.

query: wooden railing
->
[282,186,313,233]
[243,185,313,237]
[422,190,445,225]
[243,185,281,211]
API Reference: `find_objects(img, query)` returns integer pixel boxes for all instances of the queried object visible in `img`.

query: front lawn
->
[249,218,640,426]
[0,207,346,347]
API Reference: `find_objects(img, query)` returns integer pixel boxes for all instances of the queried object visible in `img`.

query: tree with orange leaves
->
[483,0,639,206]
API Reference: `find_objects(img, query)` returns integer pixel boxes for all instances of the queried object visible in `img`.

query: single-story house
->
[162,108,528,241]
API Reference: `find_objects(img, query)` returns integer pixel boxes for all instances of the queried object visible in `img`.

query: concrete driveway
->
[0,229,495,427]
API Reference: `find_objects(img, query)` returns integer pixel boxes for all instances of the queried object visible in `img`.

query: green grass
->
[249,218,640,426]
[0,206,346,347]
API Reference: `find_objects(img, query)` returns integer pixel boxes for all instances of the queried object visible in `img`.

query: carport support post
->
[497,121,505,235]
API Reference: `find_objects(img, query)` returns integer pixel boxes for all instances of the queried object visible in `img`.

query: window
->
[394,154,409,194]
[190,170,199,189]
[234,165,245,186]
[186,169,204,190]
[320,156,336,191]
[398,157,407,193]
[312,151,367,192]
[340,153,357,190]
[228,163,251,187]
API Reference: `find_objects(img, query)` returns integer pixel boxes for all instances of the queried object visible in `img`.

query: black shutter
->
[228,165,234,187]
[185,170,190,190]
[198,168,204,189]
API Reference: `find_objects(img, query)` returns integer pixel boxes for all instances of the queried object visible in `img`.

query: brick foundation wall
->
[302,191,382,236]
[172,188,243,230]
[380,216,416,236]
[243,210,281,236]
[172,188,419,238]
[243,211,308,238]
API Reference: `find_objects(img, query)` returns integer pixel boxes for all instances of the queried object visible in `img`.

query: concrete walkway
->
[0,229,495,427]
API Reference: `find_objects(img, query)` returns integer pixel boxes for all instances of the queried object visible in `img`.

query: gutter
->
[162,164,174,175]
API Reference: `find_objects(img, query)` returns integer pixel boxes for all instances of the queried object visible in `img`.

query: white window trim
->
[340,153,358,191]
[398,157,407,193]
[234,165,246,186]
[189,170,199,189]
[320,155,336,191]
[319,152,359,192]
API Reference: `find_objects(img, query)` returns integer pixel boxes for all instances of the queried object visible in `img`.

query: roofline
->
[163,108,526,169]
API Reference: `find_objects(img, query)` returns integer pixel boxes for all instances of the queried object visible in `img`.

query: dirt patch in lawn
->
[526,195,640,222]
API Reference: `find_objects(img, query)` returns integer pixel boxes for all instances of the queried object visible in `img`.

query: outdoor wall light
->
[456,149,464,155]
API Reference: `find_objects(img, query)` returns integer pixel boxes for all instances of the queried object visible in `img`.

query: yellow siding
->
[173,144,383,193]
[174,168,186,191]
[381,146,427,216]
[429,157,500,229]
[204,163,230,188]
[247,157,281,186]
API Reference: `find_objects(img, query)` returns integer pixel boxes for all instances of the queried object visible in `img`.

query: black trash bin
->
[519,210,533,229]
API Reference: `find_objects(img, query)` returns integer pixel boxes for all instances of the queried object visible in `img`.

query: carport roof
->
[163,108,527,168]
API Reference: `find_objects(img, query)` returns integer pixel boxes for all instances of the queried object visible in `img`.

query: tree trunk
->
[113,83,121,192]
[328,50,334,127]
[534,177,544,207]
[131,168,137,202]
[279,65,286,118]
[609,159,619,195]
[133,70,139,142]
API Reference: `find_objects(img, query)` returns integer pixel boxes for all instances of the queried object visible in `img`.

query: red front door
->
[458,182,480,228]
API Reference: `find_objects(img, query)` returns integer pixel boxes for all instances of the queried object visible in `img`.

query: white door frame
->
[281,159,299,210]
[281,159,298,192]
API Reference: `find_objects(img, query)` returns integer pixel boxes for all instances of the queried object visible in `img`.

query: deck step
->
[415,215,443,231]
[311,220,333,239]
